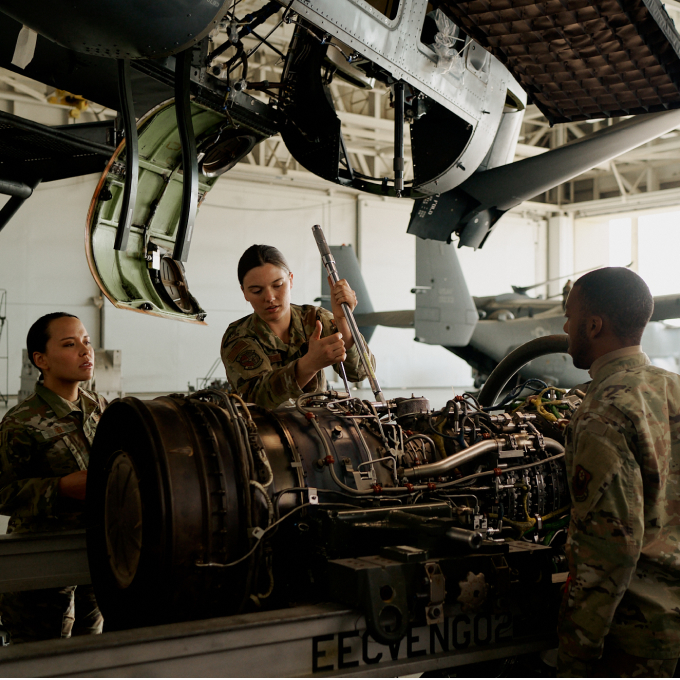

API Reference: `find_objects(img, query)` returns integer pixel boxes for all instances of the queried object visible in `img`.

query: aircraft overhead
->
[438,0,680,124]
[3,0,680,322]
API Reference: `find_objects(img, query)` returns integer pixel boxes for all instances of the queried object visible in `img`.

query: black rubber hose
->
[478,335,570,407]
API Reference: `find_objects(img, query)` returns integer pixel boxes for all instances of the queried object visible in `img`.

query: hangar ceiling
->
[2,0,680,219]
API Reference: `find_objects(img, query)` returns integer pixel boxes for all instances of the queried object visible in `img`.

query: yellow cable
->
[429,413,449,460]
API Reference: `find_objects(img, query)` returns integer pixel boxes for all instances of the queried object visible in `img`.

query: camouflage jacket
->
[221,304,375,409]
[0,383,107,534]
[557,352,680,661]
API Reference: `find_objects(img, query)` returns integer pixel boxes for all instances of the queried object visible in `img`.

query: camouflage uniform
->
[557,350,680,677]
[221,304,376,409]
[0,382,107,643]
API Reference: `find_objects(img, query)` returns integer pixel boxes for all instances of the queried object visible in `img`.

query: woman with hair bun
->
[0,312,105,643]
[221,244,376,408]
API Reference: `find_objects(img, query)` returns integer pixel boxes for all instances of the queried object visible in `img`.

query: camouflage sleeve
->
[557,414,643,663]
[0,420,61,520]
[556,650,592,677]
[221,336,311,409]
[317,309,376,383]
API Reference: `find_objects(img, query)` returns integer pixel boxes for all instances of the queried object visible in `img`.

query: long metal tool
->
[312,225,385,404]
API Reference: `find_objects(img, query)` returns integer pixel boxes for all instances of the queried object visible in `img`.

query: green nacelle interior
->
[87,99,266,324]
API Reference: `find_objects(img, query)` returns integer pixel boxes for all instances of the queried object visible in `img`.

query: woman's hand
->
[328,277,357,353]
[58,470,88,501]
[295,321,346,388]
[329,277,357,320]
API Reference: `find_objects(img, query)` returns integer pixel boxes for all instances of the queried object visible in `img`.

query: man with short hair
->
[558,267,680,677]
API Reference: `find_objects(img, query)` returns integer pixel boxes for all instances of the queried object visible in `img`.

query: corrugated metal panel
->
[440,0,680,122]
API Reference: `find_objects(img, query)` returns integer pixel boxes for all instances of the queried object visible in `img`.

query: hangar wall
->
[0,174,546,396]
[575,210,680,299]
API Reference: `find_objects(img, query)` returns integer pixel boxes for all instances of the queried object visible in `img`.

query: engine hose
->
[402,439,501,481]
[405,436,564,482]
[478,335,570,407]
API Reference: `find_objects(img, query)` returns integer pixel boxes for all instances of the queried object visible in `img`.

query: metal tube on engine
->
[402,439,500,480]
[312,225,385,403]
[402,437,565,481]
[446,527,484,550]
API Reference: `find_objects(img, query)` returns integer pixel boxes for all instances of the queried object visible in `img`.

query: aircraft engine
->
[87,388,575,644]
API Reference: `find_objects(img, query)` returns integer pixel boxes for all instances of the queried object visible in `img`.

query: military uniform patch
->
[40,422,77,440]
[572,464,592,502]
[237,349,263,371]
[225,339,248,360]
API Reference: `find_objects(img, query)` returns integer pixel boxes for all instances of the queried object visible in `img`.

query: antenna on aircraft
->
[512,261,633,296]
[312,225,386,404]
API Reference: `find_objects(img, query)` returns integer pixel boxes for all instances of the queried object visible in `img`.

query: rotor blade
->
[409,109,680,249]
[466,110,680,210]
[516,261,634,295]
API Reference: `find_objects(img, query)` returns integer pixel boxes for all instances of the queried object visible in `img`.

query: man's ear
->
[588,315,604,338]
[33,352,48,372]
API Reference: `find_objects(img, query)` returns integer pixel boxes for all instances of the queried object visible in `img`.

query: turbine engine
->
[87,387,576,643]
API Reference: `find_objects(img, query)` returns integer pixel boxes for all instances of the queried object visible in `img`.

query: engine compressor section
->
[86,385,577,645]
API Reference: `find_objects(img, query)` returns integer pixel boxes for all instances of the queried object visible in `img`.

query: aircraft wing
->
[438,0,680,124]
[651,294,680,322]
[354,311,415,329]
[477,292,680,322]
[0,112,114,183]
[474,295,561,317]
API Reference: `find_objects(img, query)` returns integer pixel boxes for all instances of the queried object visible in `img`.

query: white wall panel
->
[573,217,610,275]
[0,176,102,393]
[457,213,547,297]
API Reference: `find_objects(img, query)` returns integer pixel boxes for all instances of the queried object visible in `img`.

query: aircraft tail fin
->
[413,237,478,346]
[319,244,376,342]
[341,239,478,348]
